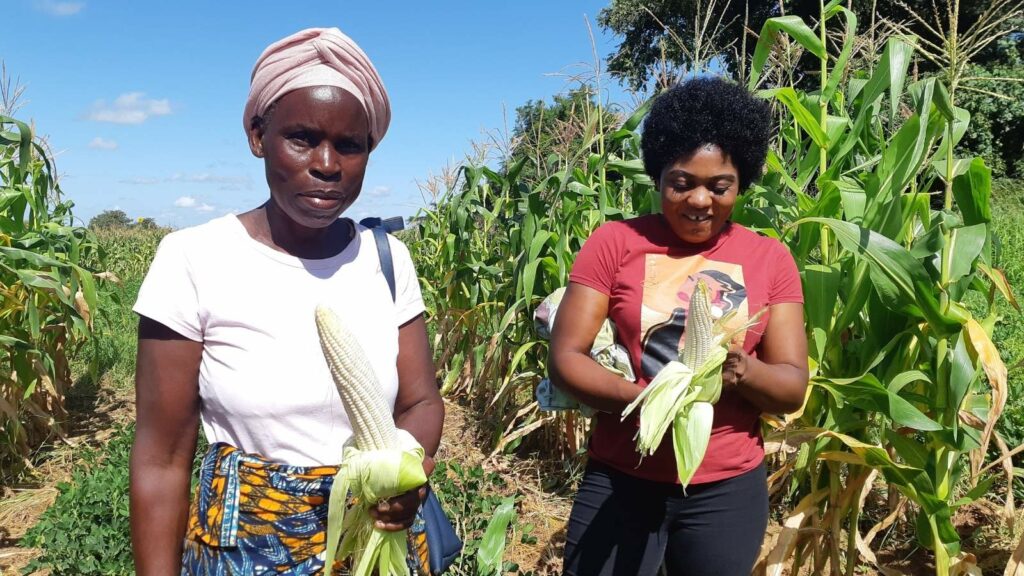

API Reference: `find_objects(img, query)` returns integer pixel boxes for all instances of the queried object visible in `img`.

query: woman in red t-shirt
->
[549,77,809,576]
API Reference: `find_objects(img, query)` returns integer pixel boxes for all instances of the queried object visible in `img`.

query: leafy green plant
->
[430,460,529,575]
[476,496,516,576]
[23,425,207,575]
[22,426,134,575]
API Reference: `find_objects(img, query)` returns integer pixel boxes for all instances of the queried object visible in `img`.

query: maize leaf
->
[673,401,714,486]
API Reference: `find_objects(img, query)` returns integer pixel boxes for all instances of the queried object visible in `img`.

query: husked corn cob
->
[315,305,398,451]
[681,280,715,370]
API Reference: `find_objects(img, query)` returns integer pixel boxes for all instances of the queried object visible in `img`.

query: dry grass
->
[438,399,572,574]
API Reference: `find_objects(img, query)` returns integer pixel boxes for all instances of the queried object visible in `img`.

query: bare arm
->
[130,317,202,576]
[371,313,444,531]
[393,313,444,466]
[548,282,643,413]
[723,302,809,414]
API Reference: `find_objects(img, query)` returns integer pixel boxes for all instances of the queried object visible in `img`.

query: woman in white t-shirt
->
[129,28,444,575]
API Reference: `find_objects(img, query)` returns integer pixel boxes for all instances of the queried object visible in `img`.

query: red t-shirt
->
[569,215,803,484]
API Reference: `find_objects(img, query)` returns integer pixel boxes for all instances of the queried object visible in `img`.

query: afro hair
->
[641,77,771,192]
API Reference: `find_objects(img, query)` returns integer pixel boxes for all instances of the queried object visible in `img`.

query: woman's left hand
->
[369,484,428,531]
[367,454,435,531]
[721,345,748,390]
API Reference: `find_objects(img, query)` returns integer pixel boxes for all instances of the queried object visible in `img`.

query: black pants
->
[563,460,769,576]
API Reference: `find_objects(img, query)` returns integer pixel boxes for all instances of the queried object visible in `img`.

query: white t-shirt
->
[133,214,424,466]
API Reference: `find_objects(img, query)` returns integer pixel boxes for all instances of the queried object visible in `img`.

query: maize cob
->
[315,304,426,576]
[680,280,715,370]
[315,305,398,451]
[622,279,730,486]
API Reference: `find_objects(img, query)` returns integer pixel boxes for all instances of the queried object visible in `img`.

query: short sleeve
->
[769,241,804,305]
[133,233,203,341]
[389,235,425,326]
[569,222,623,295]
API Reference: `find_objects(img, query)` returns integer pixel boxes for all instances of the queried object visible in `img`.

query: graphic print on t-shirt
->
[640,254,748,379]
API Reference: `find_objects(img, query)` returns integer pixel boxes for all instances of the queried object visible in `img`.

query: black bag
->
[363,218,463,574]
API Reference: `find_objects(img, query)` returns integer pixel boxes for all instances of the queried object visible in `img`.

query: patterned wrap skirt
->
[181,442,431,575]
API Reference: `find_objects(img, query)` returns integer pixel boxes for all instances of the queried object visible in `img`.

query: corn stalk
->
[0,113,103,480]
[740,1,1018,574]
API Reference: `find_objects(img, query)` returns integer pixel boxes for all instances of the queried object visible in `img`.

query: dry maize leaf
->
[855,529,904,576]
[977,263,1019,311]
[964,319,1007,460]
[764,426,827,455]
[994,433,1016,528]
[766,460,794,497]
[863,483,905,548]
[959,410,985,430]
[785,382,815,423]
[94,270,122,284]
[1007,529,1024,576]
[765,489,827,576]
[951,552,981,576]
[74,289,91,329]
[817,450,865,465]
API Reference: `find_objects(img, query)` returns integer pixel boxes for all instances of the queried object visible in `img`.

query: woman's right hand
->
[130,316,203,576]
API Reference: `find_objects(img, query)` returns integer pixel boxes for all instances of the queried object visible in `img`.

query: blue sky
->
[3,0,637,228]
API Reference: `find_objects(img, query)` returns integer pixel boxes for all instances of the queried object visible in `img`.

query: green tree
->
[598,0,1022,91]
[597,0,786,89]
[958,57,1024,177]
[88,209,131,229]
[133,216,159,230]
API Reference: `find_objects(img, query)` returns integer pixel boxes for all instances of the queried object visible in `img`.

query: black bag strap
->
[362,219,396,303]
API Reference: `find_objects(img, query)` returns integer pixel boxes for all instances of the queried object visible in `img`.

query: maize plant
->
[0,113,103,480]
[409,97,658,460]
[735,1,1019,574]
[316,305,427,576]
[411,2,1018,574]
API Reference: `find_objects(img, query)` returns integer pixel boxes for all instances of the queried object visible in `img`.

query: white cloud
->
[34,0,84,16]
[168,172,250,187]
[174,196,197,208]
[88,137,118,150]
[120,172,251,190]
[119,177,160,185]
[197,203,216,213]
[86,92,172,124]
[370,185,391,198]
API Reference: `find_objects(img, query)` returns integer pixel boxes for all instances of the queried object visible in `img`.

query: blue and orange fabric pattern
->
[181,442,431,575]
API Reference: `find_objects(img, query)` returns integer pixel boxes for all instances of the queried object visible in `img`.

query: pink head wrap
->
[243,27,390,150]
